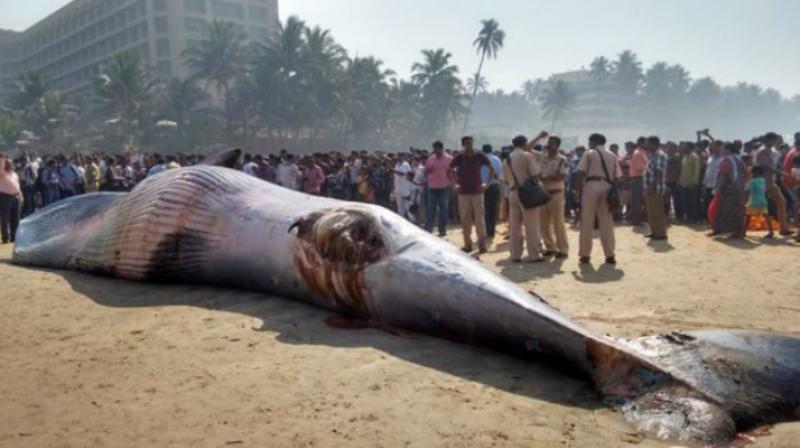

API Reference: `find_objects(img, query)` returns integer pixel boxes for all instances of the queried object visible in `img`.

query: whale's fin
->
[593,330,800,446]
[12,193,126,268]
[199,148,242,168]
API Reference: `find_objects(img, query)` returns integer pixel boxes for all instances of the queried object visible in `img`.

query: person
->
[302,157,325,196]
[703,139,722,218]
[628,137,648,226]
[504,132,547,263]
[676,142,701,222]
[618,143,633,222]
[574,133,621,265]
[393,154,413,217]
[0,155,21,244]
[254,155,276,183]
[481,144,503,242]
[744,166,772,238]
[148,155,167,177]
[277,155,302,190]
[449,136,493,253]
[711,143,746,238]
[242,154,259,177]
[539,136,569,258]
[57,156,80,199]
[17,156,38,217]
[756,133,791,235]
[791,155,800,242]
[780,132,799,205]
[644,136,668,240]
[565,146,586,223]
[424,141,452,237]
[85,156,101,193]
[42,159,61,205]
[665,142,681,217]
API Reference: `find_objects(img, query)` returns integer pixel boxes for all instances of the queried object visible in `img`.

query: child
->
[745,166,772,238]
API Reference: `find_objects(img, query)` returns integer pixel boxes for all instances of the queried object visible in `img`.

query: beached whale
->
[12,152,800,446]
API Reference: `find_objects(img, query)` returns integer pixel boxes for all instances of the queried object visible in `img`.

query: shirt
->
[394,161,412,191]
[629,148,649,177]
[644,149,668,193]
[539,152,568,190]
[303,165,325,194]
[243,161,259,176]
[425,153,452,189]
[277,162,301,189]
[504,148,541,189]
[481,153,503,184]
[0,170,20,196]
[755,147,776,184]
[58,164,79,190]
[678,152,701,187]
[704,155,721,190]
[782,147,797,188]
[450,152,490,195]
[576,147,622,181]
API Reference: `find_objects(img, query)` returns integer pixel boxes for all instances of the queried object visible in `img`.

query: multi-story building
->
[0,0,279,105]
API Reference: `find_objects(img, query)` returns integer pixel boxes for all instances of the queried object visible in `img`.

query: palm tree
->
[463,19,505,133]
[341,56,393,146]
[182,20,246,136]
[412,49,466,140]
[95,51,156,138]
[161,78,208,142]
[12,70,50,110]
[466,75,489,96]
[612,50,643,100]
[540,77,576,131]
[589,56,611,103]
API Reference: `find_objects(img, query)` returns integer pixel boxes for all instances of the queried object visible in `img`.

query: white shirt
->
[277,162,300,190]
[394,161,412,198]
[243,161,258,177]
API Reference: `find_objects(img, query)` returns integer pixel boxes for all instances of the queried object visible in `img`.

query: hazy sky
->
[3,0,799,97]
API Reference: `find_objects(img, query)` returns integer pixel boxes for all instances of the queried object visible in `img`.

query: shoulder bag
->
[507,157,550,209]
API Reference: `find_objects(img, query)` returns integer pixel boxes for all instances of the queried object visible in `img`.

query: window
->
[185,17,208,33]
[153,0,167,12]
[184,0,207,14]
[211,0,244,19]
[155,16,168,33]
[156,38,170,57]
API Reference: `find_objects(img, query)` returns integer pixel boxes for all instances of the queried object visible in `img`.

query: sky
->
[3,0,799,97]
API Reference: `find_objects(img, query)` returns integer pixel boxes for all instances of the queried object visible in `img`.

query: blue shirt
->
[58,164,79,189]
[481,153,503,184]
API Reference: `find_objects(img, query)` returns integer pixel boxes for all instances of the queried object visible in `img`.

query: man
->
[277,154,302,190]
[425,142,452,236]
[574,133,621,265]
[17,156,38,217]
[566,146,586,223]
[619,143,634,221]
[703,139,722,218]
[676,142,701,222]
[504,132,547,262]
[242,154,259,177]
[665,142,681,218]
[147,155,167,177]
[644,136,668,240]
[539,136,569,258]
[85,156,100,193]
[254,155,276,183]
[302,157,325,196]
[57,156,80,199]
[449,136,493,253]
[394,154,413,218]
[756,132,791,234]
[481,144,503,242]
[629,137,649,225]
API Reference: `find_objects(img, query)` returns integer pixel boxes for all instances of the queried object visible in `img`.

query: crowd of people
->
[1,130,799,267]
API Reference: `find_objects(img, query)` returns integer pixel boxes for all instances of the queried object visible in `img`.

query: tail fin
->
[595,330,800,445]
[13,193,126,268]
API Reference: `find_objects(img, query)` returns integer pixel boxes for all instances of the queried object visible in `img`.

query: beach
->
[1,224,798,448]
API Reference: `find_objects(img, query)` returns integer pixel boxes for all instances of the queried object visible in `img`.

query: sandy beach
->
[0,223,798,448]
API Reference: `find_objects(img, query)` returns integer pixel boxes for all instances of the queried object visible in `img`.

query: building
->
[0,0,279,105]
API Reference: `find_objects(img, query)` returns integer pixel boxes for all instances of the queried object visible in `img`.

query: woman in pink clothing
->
[0,154,22,244]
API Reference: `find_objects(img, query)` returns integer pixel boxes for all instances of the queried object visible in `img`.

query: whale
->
[11,151,800,446]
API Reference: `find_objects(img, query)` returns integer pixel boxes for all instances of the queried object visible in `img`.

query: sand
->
[0,224,798,448]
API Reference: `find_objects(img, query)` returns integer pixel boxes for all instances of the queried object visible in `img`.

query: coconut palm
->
[463,19,505,133]
[540,78,576,131]
[590,56,611,86]
[466,75,489,96]
[182,20,246,136]
[161,78,208,143]
[612,50,643,99]
[412,49,466,140]
[95,51,157,138]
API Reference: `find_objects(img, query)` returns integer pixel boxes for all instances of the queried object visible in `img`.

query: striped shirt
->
[644,149,668,193]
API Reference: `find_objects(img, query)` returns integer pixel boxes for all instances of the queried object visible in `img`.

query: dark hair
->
[432,141,444,150]
[461,136,474,145]
[751,165,765,176]
[764,132,779,142]
[482,144,493,154]
[589,133,607,146]
[723,142,740,154]
[548,136,562,148]
[512,135,528,148]
[793,155,800,166]
[647,136,661,146]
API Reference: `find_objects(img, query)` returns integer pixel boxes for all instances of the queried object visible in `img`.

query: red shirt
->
[782,147,797,188]
[450,152,490,195]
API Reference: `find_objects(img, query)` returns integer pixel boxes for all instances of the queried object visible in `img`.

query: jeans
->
[0,193,20,243]
[483,183,500,238]
[425,188,450,235]
[676,185,700,222]
[21,185,37,217]
[630,177,644,225]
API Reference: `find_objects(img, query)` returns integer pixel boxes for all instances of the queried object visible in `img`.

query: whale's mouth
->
[290,208,388,315]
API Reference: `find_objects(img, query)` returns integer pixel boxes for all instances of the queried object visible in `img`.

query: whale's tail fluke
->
[12,192,126,268]
[592,329,800,446]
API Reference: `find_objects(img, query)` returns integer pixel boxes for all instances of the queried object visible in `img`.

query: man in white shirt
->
[242,154,259,177]
[276,155,302,190]
[394,155,413,220]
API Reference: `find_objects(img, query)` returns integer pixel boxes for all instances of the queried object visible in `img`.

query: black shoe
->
[555,253,568,259]
[651,236,668,241]
[461,246,473,253]
[542,250,557,257]
[579,256,590,264]
[605,256,617,265]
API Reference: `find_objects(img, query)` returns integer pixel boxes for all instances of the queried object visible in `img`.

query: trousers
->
[540,191,568,254]
[508,191,541,260]
[458,194,487,249]
[645,191,668,238]
[579,182,615,258]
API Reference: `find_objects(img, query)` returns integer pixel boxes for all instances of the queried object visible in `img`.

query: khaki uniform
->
[576,148,622,259]
[458,194,486,249]
[503,149,542,260]
[539,153,569,254]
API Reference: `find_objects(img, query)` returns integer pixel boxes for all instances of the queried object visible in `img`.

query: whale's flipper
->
[12,193,127,268]
[599,330,800,445]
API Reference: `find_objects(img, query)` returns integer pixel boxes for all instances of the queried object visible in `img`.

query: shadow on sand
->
[9,260,604,412]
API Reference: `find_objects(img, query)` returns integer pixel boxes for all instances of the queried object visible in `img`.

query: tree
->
[466,75,489,96]
[340,57,393,146]
[12,70,50,110]
[160,78,208,145]
[95,51,157,140]
[463,19,504,133]
[0,114,21,148]
[612,50,643,101]
[540,77,576,131]
[590,56,611,86]
[183,20,246,137]
[412,49,466,141]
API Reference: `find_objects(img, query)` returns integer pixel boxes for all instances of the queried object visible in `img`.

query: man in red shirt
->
[449,136,493,253]
[629,136,649,225]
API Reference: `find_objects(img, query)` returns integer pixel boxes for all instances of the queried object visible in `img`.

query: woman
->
[0,155,22,244]
[711,142,746,238]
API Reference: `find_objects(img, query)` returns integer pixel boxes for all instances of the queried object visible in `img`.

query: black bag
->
[507,158,550,209]
[595,149,622,214]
